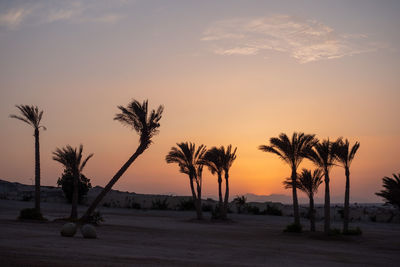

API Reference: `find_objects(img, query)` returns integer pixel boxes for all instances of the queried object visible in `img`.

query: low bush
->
[343,227,362,236]
[86,211,104,225]
[283,223,302,233]
[265,205,282,216]
[151,198,169,210]
[329,228,341,236]
[18,208,46,221]
[201,204,213,212]
[177,199,195,211]
[246,205,260,215]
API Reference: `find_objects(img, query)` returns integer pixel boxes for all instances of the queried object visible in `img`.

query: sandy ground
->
[0,200,399,266]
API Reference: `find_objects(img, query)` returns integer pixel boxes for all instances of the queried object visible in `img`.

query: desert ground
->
[0,199,399,267]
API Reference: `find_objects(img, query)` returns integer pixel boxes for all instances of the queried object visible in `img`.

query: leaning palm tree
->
[10,105,46,213]
[166,142,207,220]
[284,169,323,231]
[376,173,400,211]
[307,138,340,234]
[53,145,93,219]
[203,147,224,217]
[334,138,360,232]
[220,145,237,219]
[81,99,163,221]
[259,132,317,225]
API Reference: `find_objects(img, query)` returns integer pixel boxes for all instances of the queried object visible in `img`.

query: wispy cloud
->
[0,0,130,29]
[202,15,381,63]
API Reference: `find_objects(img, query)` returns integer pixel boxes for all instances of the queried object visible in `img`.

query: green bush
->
[151,198,169,210]
[265,205,282,216]
[18,208,46,221]
[57,169,92,204]
[343,227,362,236]
[283,223,302,233]
[177,199,196,211]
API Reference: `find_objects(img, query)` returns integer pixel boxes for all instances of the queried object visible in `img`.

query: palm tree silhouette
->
[81,99,163,221]
[284,169,323,231]
[307,138,339,234]
[376,173,400,211]
[259,132,316,225]
[166,142,207,220]
[10,105,46,213]
[334,138,360,232]
[53,145,93,219]
[220,145,237,219]
[203,147,224,217]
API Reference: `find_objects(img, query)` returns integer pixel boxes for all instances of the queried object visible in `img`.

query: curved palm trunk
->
[324,169,331,234]
[189,176,202,220]
[196,180,203,220]
[34,128,41,212]
[223,172,229,219]
[291,167,300,225]
[343,167,350,232]
[81,144,146,221]
[309,194,315,232]
[218,173,223,217]
[70,170,79,219]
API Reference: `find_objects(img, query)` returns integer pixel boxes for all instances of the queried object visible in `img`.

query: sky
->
[0,0,399,203]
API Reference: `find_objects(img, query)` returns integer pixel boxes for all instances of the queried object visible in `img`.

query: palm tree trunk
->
[194,178,203,220]
[34,128,41,212]
[309,194,315,232]
[291,167,300,225]
[70,170,79,220]
[218,173,223,217]
[324,169,331,234]
[343,167,350,232]
[223,172,229,219]
[81,144,146,221]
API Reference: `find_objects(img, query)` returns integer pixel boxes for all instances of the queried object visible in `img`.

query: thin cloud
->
[0,7,32,29]
[202,15,381,63]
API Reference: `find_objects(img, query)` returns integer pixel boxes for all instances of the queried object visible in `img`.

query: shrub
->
[57,169,92,204]
[211,204,223,219]
[177,199,196,211]
[18,208,46,221]
[86,211,104,225]
[151,198,169,210]
[329,228,341,236]
[233,195,247,214]
[265,204,282,216]
[246,205,260,215]
[283,223,302,233]
[201,203,213,212]
[130,202,142,209]
[343,227,362,236]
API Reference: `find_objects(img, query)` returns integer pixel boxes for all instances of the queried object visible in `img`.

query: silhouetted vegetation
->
[343,227,362,236]
[284,223,302,233]
[265,204,283,216]
[18,208,46,221]
[53,144,93,220]
[10,105,46,213]
[259,132,317,226]
[86,211,104,225]
[82,99,163,222]
[233,195,247,213]
[57,169,92,204]
[376,173,400,210]
[151,198,169,210]
[177,198,196,211]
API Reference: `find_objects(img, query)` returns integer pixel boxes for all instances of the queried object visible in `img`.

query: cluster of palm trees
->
[259,132,360,234]
[10,100,164,222]
[166,143,237,220]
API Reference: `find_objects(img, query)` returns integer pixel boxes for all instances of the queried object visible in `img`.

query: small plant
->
[202,204,213,212]
[177,199,196,211]
[283,223,302,233]
[343,227,362,236]
[18,208,46,221]
[329,228,341,236]
[233,195,247,214]
[151,198,169,210]
[130,202,141,209]
[246,205,260,215]
[211,204,223,219]
[86,211,104,225]
[265,204,282,216]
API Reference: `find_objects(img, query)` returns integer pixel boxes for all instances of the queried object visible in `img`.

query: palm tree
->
[203,147,224,217]
[220,145,237,219]
[284,169,323,231]
[334,138,360,232]
[166,142,207,220]
[376,173,400,211]
[53,145,93,219]
[10,105,46,213]
[81,99,163,221]
[259,132,317,225]
[307,138,340,234]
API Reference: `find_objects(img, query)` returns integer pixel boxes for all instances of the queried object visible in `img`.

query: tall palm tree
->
[81,99,163,221]
[53,145,93,219]
[334,138,360,232]
[307,138,340,234]
[10,105,46,213]
[220,145,237,219]
[376,173,400,211]
[284,169,323,231]
[259,132,317,225]
[166,142,207,220]
[203,147,224,217]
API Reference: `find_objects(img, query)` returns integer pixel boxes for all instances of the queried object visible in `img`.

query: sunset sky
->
[1,0,399,203]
